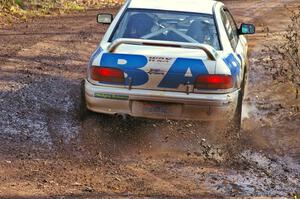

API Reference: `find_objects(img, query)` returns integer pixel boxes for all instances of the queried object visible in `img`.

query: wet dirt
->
[0,1,299,198]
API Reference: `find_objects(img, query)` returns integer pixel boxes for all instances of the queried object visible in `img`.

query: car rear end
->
[84,0,241,121]
[85,40,239,121]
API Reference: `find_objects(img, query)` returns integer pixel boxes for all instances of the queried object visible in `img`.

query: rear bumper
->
[85,80,239,121]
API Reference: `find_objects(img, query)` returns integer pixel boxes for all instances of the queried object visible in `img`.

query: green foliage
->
[14,0,24,7]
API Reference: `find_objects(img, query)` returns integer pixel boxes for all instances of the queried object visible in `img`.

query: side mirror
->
[97,14,113,24]
[239,23,255,35]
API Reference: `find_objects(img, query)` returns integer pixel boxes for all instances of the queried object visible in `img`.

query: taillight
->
[194,75,233,89]
[91,66,125,84]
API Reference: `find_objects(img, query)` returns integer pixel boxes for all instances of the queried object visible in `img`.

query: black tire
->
[231,65,248,132]
[79,79,91,121]
[232,90,243,130]
[232,65,248,131]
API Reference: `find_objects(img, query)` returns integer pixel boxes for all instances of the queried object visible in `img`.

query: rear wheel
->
[232,65,248,131]
[232,90,243,130]
[79,79,91,121]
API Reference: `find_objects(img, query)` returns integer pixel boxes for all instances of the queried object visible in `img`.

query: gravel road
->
[0,1,299,198]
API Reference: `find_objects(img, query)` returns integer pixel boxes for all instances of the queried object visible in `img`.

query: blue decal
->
[237,54,243,64]
[158,58,208,88]
[223,54,241,80]
[88,47,103,66]
[100,53,148,86]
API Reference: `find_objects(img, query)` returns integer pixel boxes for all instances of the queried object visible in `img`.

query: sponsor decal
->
[158,58,208,88]
[100,53,148,86]
[93,52,241,88]
[147,68,165,75]
[94,93,129,100]
[148,56,172,63]
[99,53,208,88]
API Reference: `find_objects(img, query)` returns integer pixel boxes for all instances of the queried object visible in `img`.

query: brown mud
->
[0,1,299,198]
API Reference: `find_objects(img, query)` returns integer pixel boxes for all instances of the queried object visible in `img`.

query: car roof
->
[128,0,218,14]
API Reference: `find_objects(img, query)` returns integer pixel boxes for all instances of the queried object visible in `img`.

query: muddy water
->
[0,1,299,198]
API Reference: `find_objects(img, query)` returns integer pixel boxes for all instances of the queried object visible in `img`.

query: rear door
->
[220,8,245,85]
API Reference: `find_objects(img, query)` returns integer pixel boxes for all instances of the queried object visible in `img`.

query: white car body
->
[84,0,253,121]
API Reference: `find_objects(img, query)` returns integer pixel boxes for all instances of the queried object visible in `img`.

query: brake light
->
[194,75,233,89]
[91,66,125,84]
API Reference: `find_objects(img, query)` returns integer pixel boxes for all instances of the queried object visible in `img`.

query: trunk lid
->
[99,40,217,93]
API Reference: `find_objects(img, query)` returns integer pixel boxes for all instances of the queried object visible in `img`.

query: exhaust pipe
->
[115,113,130,120]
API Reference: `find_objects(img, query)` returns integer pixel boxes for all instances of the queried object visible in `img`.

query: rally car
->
[80,0,255,126]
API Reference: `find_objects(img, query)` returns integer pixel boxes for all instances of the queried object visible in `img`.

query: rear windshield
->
[110,9,221,50]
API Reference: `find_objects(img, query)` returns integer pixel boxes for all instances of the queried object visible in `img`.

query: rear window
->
[110,9,221,50]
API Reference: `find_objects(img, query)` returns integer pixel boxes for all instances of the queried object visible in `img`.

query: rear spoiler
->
[108,38,218,61]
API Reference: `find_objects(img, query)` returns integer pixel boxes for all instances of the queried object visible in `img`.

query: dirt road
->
[0,1,299,198]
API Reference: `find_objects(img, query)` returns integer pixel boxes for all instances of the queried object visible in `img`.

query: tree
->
[263,7,300,99]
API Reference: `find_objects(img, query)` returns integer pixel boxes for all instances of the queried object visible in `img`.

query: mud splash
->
[0,1,300,198]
